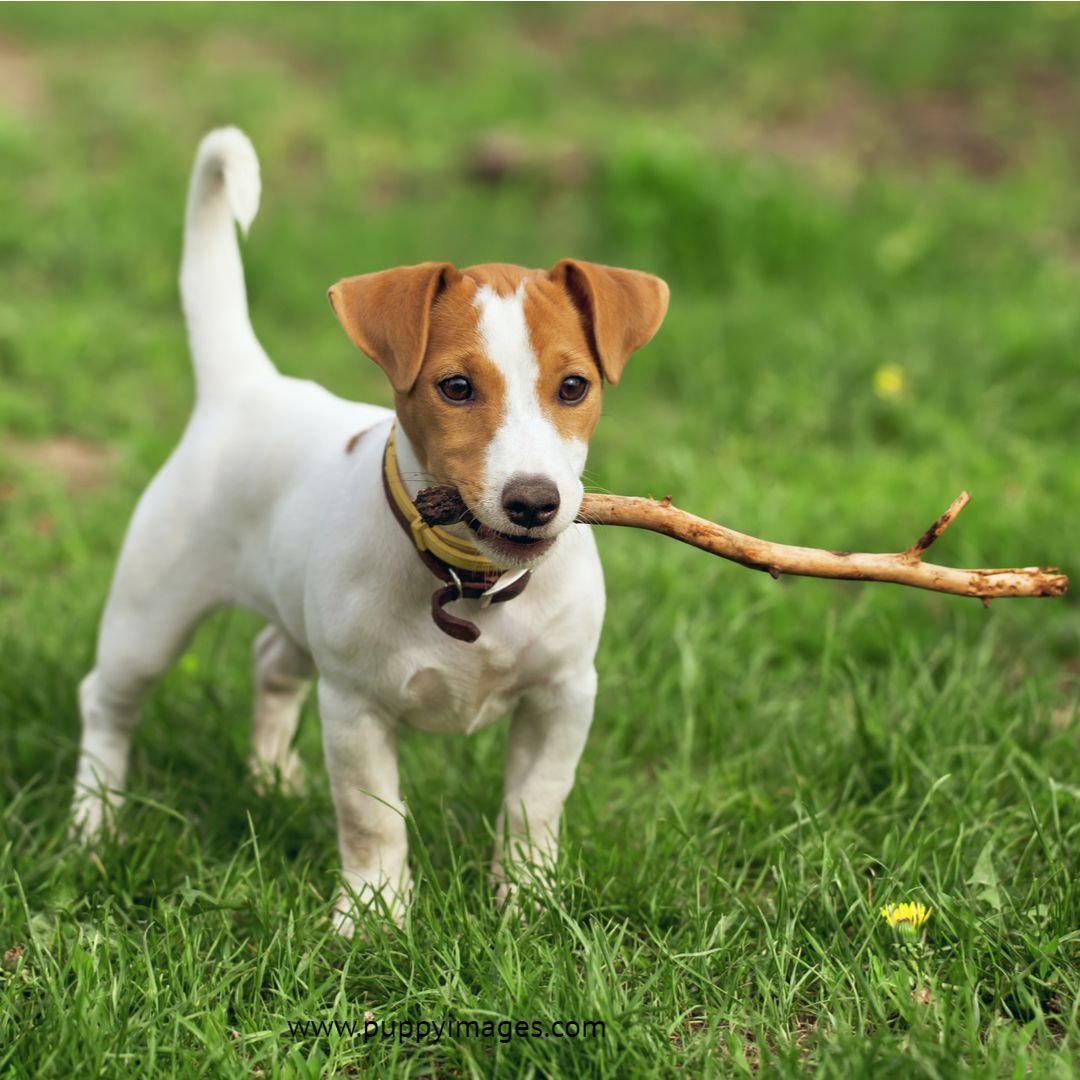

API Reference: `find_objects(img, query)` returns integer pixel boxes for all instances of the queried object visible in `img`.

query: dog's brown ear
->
[549,259,669,385]
[328,262,461,393]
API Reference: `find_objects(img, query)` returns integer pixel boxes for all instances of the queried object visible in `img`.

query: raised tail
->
[180,127,275,395]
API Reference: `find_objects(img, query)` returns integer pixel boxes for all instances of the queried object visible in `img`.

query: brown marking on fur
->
[462,263,535,297]
[393,274,508,513]
[344,429,369,454]
[520,274,606,444]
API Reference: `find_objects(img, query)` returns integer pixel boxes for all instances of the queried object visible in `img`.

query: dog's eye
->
[438,376,473,403]
[558,376,589,404]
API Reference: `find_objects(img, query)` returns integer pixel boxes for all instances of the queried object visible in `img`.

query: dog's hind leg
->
[249,624,314,794]
[72,584,212,842]
[72,472,223,841]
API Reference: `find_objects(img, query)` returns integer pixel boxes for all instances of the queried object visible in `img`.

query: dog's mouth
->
[413,484,557,565]
[465,517,556,562]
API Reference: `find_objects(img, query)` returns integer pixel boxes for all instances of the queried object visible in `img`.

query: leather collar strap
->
[384,425,503,575]
[381,424,531,643]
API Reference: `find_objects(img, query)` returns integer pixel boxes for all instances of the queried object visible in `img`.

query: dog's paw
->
[493,879,517,913]
[490,862,553,920]
[248,752,307,797]
[69,790,122,845]
[331,873,412,938]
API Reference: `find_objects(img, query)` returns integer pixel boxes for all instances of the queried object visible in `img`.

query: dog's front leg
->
[318,679,410,935]
[491,667,597,908]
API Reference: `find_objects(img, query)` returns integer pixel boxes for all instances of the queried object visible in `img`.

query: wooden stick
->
[415,485,1068,601]
[575,490,1067,601]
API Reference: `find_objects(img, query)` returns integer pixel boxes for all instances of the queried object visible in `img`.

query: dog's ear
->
[549,259,669,385]
[328,262,461,393]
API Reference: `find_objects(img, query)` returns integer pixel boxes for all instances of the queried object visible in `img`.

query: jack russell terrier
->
[71,127,669,933]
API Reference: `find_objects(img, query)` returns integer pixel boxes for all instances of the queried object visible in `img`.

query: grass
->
[1,4,1078,1076]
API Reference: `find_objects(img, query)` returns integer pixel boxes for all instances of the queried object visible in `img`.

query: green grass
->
[2,4,1079,1076]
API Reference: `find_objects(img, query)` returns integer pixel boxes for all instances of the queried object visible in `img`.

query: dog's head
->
[329,261,668,567]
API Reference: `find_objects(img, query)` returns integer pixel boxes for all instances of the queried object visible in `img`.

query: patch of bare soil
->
[0,34,46,118]
[752,81,883,179]
[198,32,327,85]
[748,71,1078,182]
[463,130,594,188]
[893,90,1009,177]
[521,2,740,56]
[6,436,116,492]
[752,80,1013,181]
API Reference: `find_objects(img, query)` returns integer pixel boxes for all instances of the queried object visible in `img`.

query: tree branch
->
[415,486,1068,601]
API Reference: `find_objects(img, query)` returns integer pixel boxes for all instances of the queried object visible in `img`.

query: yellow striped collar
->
[383,424,503,576]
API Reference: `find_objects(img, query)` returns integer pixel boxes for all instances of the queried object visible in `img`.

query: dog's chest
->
[396,640,530,734]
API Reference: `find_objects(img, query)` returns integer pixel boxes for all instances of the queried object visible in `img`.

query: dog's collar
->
[381,423,531,643]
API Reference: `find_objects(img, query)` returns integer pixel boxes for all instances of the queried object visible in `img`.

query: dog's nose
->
[502,475,560,529]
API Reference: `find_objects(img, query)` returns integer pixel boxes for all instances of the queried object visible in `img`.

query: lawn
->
[1,4,1078,1077]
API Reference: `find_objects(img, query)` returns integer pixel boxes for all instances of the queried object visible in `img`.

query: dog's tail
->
[180,127,275,395]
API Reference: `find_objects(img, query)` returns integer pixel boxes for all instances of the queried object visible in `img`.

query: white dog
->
[71,128,668,932]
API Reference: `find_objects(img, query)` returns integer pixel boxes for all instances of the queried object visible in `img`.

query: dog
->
[71,127,668,933]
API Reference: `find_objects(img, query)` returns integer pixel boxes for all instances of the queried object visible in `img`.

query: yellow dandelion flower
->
[873,364,904,399]
[880,901,932,930]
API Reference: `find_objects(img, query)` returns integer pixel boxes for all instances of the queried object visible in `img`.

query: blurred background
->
[3,3,1076,672]
[2,1,1077,760]
[1,6,1078,1072]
